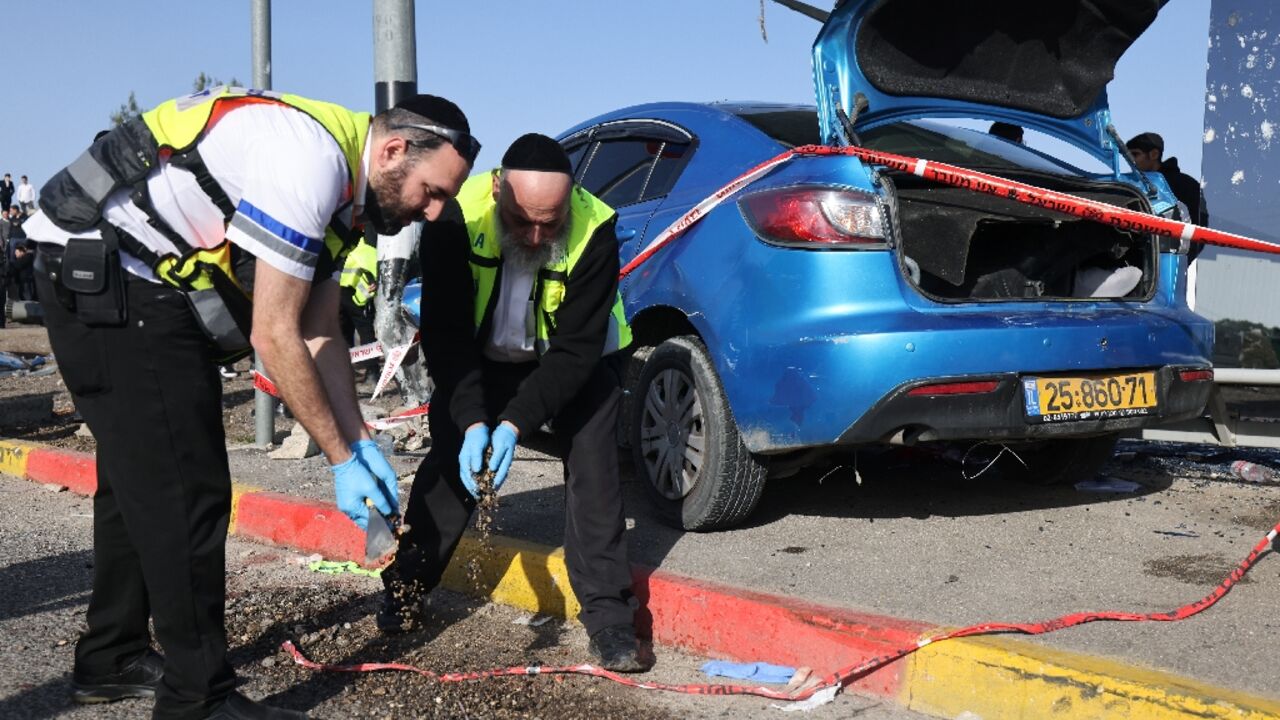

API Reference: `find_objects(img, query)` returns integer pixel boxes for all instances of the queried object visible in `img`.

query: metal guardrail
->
[1128,369,1280,449]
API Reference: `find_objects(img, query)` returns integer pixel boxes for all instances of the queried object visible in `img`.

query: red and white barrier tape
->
[347,340,387,364]
[618,151,796,279]
[252,364,428,432]
[371,342,414,400]
[364,404,429,431]
[286,521,1278,702]
[618,144,1280,282]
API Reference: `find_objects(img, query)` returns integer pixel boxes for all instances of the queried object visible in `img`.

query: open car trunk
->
[883,171,1158,302]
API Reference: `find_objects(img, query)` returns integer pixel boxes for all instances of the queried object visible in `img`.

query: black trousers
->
[36,267,235,720]
[392,356,636,636]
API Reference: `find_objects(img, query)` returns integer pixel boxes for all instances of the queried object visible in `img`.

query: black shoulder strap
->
[169,147,236,222]
[97,220,158,270]
[128,181,196,255]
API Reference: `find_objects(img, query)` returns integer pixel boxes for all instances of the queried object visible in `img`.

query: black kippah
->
[501,133,572,175]
[393,94,470,133]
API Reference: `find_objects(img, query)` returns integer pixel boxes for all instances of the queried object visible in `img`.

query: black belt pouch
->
[61,237,126,326]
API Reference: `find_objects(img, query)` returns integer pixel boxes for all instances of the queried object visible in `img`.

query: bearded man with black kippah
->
[378,133,651,673]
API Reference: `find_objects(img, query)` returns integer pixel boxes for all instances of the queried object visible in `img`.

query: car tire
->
[631,336,767,531]
[616,345,654,450]
[1007,434,1120,485]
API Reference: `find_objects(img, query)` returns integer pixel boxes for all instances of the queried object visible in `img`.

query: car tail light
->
[740,187,886,248]
[907,380,1000,396]
[1179,368,1213,382]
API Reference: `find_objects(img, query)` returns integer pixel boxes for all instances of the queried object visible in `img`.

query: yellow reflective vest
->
[141,86,371,289]
[457,170,632,357]
[340,239,378,307]
[40,86,371,361]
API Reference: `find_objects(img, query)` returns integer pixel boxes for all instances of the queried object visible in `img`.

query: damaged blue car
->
[556,0,1213,530]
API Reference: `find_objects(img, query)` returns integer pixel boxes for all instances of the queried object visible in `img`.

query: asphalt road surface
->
[211,430,1280,702]
[0,473,934,719]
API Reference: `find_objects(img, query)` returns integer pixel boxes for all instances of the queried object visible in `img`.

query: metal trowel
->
[364,499,399,565]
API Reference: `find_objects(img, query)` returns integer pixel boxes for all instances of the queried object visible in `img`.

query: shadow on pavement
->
[0,549,92,624]
[741,446,1174,529]
[0,676,131,720]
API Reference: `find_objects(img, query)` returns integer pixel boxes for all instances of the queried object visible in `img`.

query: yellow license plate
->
[1023,372,1157,422]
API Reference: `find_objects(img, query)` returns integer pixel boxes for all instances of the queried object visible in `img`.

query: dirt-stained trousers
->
[391,355,637,637]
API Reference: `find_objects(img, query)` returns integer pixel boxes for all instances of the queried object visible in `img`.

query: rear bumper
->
[837,365,1213,444]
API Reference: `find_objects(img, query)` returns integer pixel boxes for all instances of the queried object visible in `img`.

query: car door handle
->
[617,227,638,241]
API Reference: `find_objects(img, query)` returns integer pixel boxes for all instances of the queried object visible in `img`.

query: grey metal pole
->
[252,0,277,448]
[371,0,432,408]
[251,0,271,89]
[373,0,417,111]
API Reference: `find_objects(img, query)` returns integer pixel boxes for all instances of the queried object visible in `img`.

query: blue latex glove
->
[350,439,400,517]
[487,422,519,492]
[332,452,392,531]
[458,424,491,497]
[700,660,796,684]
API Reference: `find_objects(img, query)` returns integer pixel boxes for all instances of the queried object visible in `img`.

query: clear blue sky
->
[3,1,1211,192]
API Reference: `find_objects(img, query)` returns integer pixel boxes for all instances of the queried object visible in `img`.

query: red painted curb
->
[634,567,925,698]
[12,440,920,698]
[234,490,364,563]
[25,446,97,495]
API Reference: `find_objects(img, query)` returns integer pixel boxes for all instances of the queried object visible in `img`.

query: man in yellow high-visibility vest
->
[26,89,477,719]
[378,134,649,673]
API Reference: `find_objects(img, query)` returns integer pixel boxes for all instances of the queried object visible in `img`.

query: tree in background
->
[109,73,242,127]
[109,91,142,128]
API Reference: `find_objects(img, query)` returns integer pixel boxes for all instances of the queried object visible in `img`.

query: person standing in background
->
[16,175,36,215]
[0,174,15,212]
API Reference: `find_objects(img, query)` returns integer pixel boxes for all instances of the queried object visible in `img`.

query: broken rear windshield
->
[733,109,822,148]
[860,120,1088,176]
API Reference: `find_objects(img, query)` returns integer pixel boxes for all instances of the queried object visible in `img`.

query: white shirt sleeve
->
[222,128,347,282]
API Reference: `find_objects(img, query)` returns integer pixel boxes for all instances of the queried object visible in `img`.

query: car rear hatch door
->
[812,0,1167,166]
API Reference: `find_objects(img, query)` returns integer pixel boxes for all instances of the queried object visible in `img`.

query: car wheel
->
[1006,434,1120,485]
[616,345,654,449]
[631,336,766,531]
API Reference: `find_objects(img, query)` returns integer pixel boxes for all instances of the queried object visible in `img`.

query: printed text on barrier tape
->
[617,144,1280,281]
[371,342,414,399]
[348,340,386,364]
[287,520,1279,703]
[253,370,427,431]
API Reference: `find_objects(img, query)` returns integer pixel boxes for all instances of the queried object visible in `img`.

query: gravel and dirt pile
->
[223,575,675,720]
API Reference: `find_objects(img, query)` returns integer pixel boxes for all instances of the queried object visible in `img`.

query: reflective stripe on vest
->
[340,239,378,307]
[144,86,371,274]
[459,170,632,357]
[143,86,370,192]
[39,86,371,364]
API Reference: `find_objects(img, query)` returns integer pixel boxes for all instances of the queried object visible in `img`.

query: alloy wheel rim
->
[639,367,705,500]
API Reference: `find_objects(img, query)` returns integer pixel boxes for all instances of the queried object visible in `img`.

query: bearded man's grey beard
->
[499,219,570,272]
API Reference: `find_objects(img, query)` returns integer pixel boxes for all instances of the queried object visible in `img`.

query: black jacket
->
[1160,157,1208,227]
[419,197,621,436]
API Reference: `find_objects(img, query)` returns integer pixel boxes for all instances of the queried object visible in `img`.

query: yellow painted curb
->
[0,439,33,479]
[441,533,580,622]
[228,482,264,536]
[904,634,1280,719]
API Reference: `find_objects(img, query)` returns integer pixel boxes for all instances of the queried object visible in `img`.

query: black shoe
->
[587,625,652,673]
[70,648,164,704]
[207,691,308,719]
[376,544,434,634]
[376,586,429,634]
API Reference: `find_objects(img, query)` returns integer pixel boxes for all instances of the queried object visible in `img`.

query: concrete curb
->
[3,437,1279,719]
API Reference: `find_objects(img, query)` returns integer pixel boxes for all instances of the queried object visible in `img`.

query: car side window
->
[578,139,659,208]
[565,142,590,178]
[640,141,691,201]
